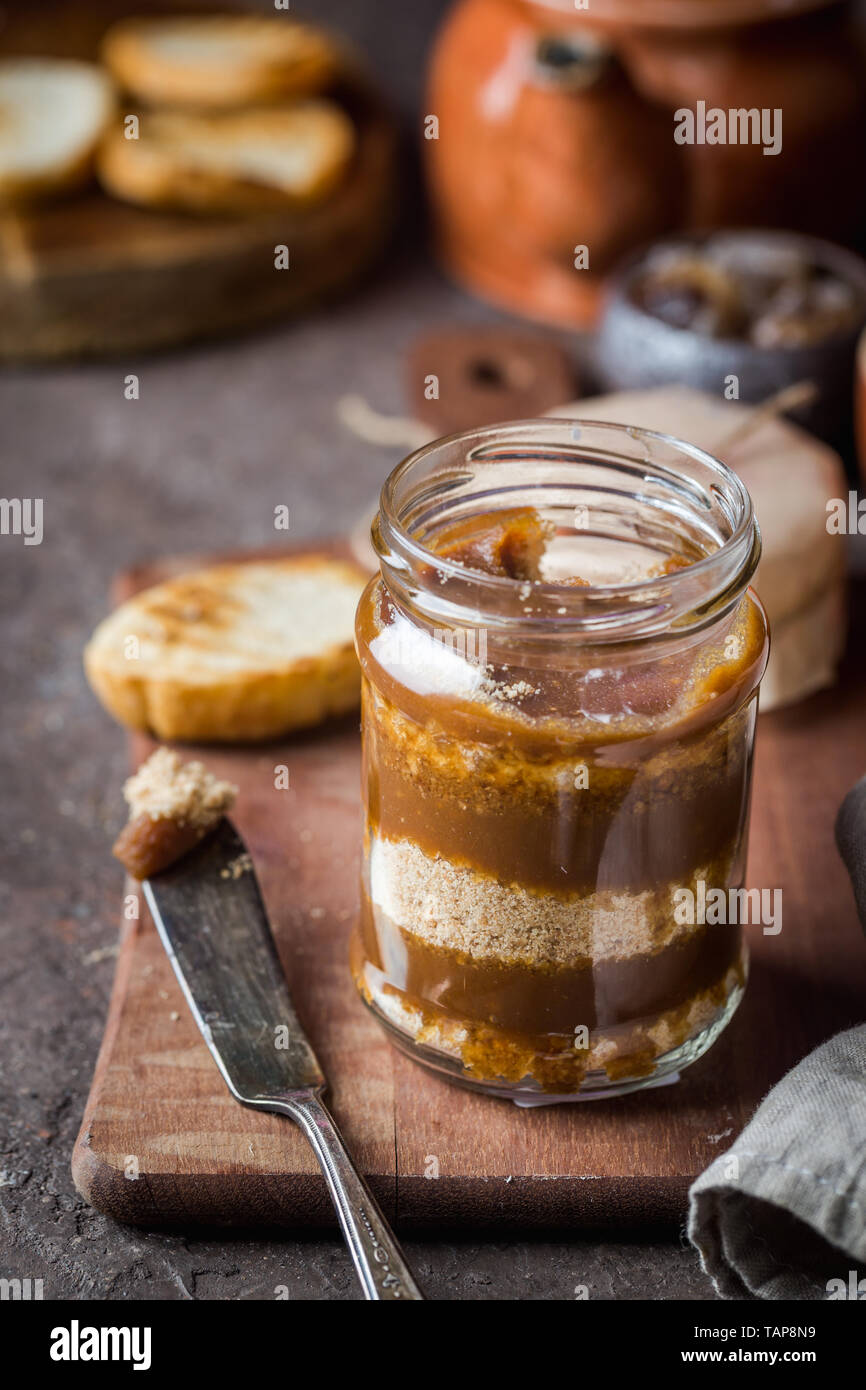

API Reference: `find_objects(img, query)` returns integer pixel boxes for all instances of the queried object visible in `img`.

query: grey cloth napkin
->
[688,775,866,1300]
[688,1026,866,1299]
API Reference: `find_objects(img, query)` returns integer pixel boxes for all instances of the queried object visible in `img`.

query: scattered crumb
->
[500,681,536,700]
[477,671,538,704]
[220,852,252,881]
[82,943,120,966]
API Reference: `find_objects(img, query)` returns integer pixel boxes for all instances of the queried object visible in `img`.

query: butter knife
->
[142,818,423,1301]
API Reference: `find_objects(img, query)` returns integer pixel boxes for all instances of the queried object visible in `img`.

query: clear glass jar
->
[352,420,769,1099]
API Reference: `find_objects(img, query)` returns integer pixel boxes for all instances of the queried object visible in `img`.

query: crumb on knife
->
[112,748,237,879]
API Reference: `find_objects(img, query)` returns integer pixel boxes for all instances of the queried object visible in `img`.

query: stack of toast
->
[0,14,359,216]
[0,12,394,357]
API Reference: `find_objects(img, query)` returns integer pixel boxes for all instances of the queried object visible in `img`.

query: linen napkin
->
[688,774,866,1300]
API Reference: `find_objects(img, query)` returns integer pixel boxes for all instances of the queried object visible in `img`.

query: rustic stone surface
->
[0,0,715,1301]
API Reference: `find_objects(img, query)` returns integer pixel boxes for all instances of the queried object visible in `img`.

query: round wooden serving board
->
[0,113,395,361]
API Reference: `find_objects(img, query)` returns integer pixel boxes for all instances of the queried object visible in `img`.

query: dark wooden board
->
[72,554,866,1230]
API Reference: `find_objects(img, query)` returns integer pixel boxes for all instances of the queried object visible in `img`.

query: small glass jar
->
[352,420,768,1099]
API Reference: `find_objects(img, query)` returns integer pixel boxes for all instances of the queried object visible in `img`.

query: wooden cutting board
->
[0,3,395,360]
[71,554,866,1230]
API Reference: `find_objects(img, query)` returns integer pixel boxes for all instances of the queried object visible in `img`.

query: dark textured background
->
[0,0,758,1300]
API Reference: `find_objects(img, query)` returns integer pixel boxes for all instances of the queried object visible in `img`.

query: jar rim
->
[375,418,762,641]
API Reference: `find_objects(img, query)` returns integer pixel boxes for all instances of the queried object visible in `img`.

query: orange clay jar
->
[425,0,684,327]
[425,0,866,327]
[620,4,866,243]
[352,420,769,1100]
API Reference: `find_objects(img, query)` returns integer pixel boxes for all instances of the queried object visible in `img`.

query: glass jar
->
[352,420,768,1099]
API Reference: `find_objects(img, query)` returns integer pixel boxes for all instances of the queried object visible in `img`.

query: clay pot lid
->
[407,326,578,435]
[523,0,840,31]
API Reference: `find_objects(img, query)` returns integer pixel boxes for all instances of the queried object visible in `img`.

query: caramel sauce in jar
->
[353,421,768,1098]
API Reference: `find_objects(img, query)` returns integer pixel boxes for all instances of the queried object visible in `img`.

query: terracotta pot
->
[620,7,866,244]
[425,0,684,327]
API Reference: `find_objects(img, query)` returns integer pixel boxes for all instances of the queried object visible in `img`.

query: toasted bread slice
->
[101,16,341,108]
[97,101,355,213]
[0,59,114,204]
[84,555,369,742]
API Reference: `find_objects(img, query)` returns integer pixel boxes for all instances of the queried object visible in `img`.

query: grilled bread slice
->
[97,101,356,213]
[101,15,341,108]
[84,555,368,742]
[0,59,114,204]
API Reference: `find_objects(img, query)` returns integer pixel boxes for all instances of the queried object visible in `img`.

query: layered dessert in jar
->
[352,421,768,1098]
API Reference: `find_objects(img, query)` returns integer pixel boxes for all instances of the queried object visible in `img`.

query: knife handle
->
[271,1091,424,1301]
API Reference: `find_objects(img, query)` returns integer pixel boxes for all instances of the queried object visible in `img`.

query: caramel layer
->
[360,891,741,1037]
[364,683,753,895]
[353,932,745,1093]
[356,582,768,752]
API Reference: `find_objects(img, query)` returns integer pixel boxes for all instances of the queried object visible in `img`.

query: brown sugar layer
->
[363,683,752,895]
[366,835,736,965]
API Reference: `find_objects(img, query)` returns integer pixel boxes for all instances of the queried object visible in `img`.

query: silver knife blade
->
[142,818,325,1103]
[141,816,424,1300]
